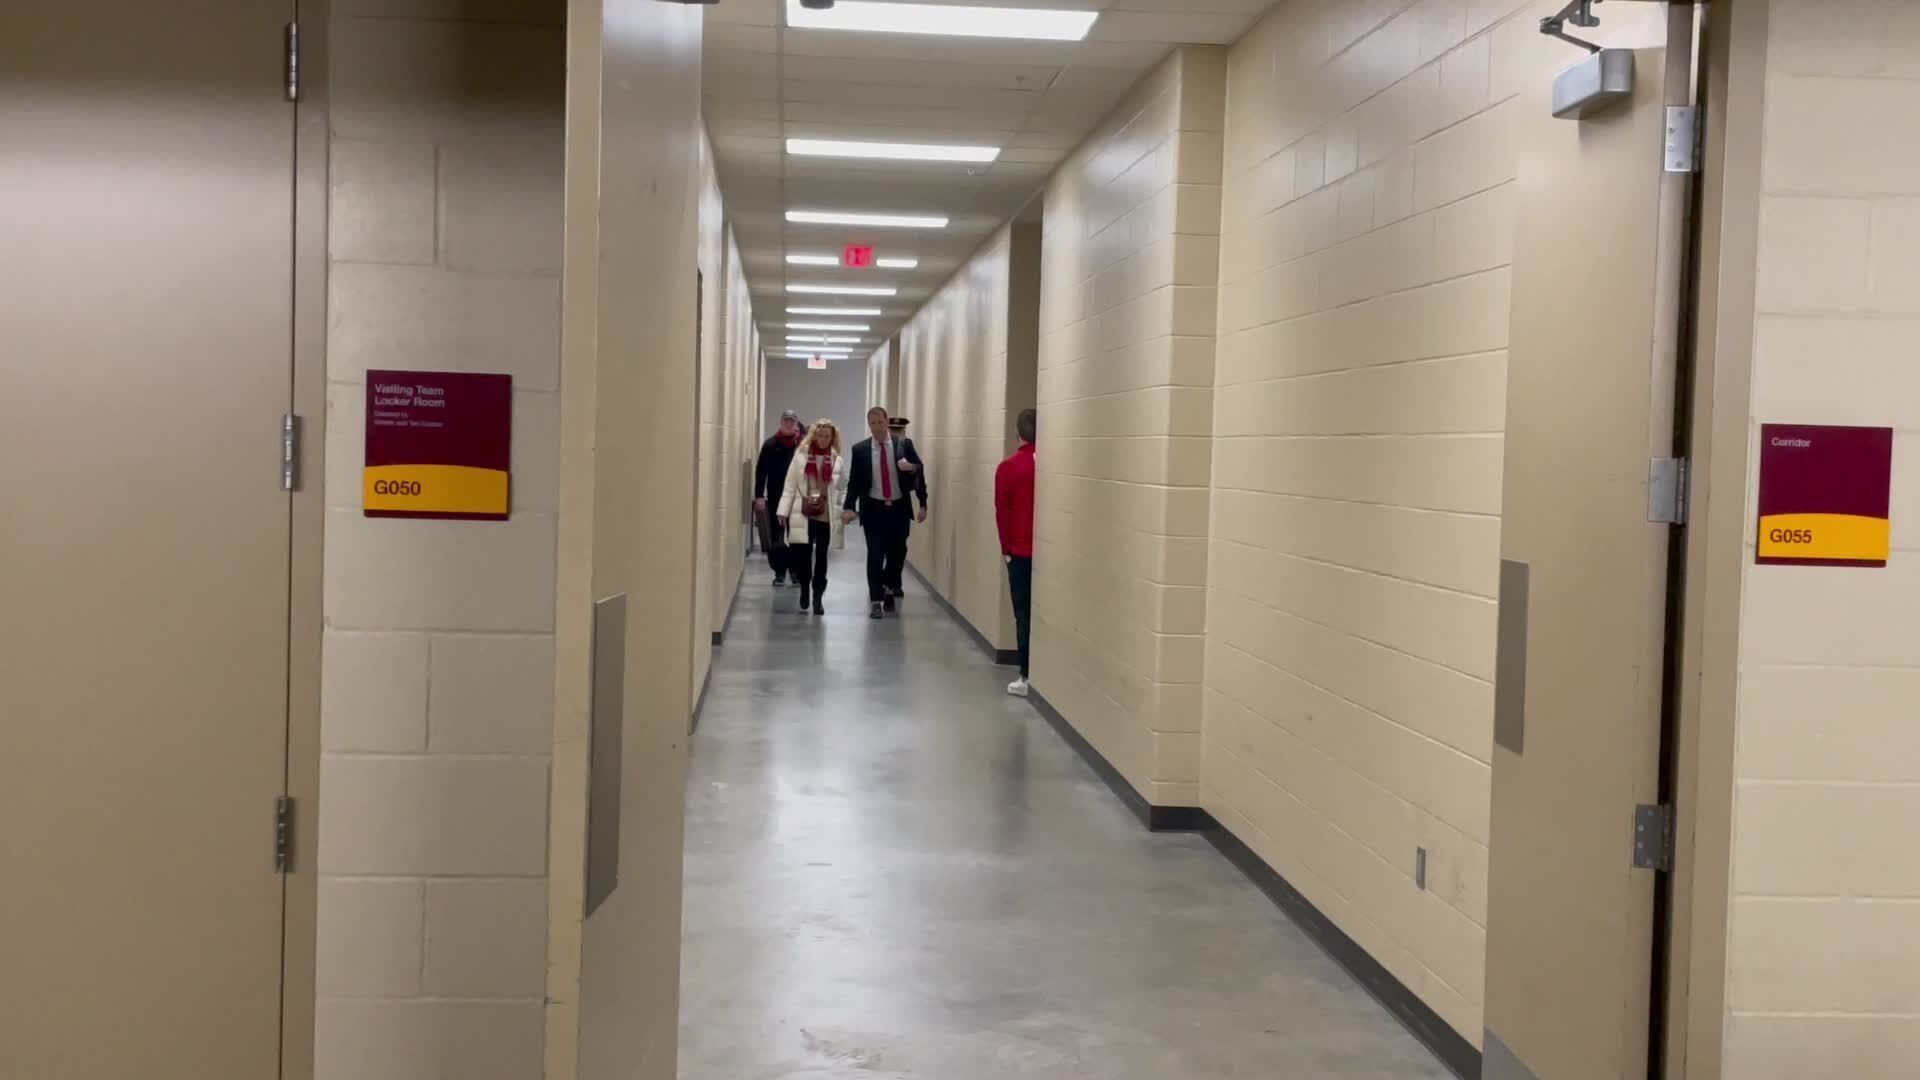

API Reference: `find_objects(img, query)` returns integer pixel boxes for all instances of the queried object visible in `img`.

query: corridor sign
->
[1756,423,1892,567]
[364,370,513,521]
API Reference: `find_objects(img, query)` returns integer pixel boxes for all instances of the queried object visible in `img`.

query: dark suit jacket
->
[843,436,927,520]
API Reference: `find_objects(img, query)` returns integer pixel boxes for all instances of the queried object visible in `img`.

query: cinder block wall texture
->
[1033,46,1226,807]
[896,224,1039,648]
[317,3,565,1078]
[1722,2,1920,1074]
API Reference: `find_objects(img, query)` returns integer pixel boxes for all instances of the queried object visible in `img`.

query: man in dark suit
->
[841,406,928,619]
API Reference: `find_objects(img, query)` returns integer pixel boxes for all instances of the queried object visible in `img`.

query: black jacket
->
[754,434,801,503]
[842,436,927,518]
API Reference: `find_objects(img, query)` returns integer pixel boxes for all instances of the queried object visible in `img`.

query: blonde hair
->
[807,419,842,456]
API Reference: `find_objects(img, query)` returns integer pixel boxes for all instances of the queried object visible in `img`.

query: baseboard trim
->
[1026,689,1205,834]
[1200,819,1482,1079]
[710,567,746,648]
[1023,689,1477,1078]
[905,563,1018,668]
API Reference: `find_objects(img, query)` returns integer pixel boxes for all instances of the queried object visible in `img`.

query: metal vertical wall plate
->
[1551,47,1635,119]
[1414,847,1428,890]
[1664,105,1699,172]
[585,594,628,918]
[1493,560,1530,755]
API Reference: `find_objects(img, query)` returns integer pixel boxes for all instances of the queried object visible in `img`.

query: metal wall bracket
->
[1540,0,1603,54]
[1647,457,1689,524]
[1665,105,1700,173]
[1632,803,1674,871]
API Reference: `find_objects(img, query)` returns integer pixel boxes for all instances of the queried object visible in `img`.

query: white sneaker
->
[1007,678,1030,698]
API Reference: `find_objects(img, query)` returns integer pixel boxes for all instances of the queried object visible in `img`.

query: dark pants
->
[795,519,831,600]
[1006,555,1032,677]
[861,500,911,603]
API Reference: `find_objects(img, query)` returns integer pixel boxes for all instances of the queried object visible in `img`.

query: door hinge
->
[284,21,301,102]
[281,413,301,492]
[1648,457,1688,525]
[1665,105,1699,173]
[275,796,295,873]
[1633,803,1674,871]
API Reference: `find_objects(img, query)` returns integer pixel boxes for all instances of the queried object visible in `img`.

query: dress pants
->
[860,499,911,603]
[796,519,831,600]
[1005,555,1032,678]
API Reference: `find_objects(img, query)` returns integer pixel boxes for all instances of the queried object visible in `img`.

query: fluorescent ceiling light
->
[788,322,871,331]
[788,336,863,344]
[787,283,897,296]
[787,138,1001,164]
[788,306,882,316]
[787,209,948,229]
[788,253,920,270]
[786,0,1099,42]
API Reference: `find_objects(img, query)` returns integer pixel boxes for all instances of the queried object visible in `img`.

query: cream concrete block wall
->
[550,2,706,1076]
[1035,46,1225,807]
[865,340,893,414]
[318,4,563,1078]
[692,131,724,689]
[897,225,1022,647]
[1201,0,1600,1043]
[716,225,759,636]
[1723,2,1920,1073]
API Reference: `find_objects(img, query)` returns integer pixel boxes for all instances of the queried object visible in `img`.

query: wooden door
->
[0,2,298,1075]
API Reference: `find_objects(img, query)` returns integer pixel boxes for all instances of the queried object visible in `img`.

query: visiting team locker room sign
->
[363,370,513,521]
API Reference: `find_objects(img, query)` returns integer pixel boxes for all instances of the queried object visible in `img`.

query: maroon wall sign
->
[363,370,513,521]
[1755,423,1893,567]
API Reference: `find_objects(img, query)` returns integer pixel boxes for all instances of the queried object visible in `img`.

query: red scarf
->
[776,429,802,449]
[803,448,834,516]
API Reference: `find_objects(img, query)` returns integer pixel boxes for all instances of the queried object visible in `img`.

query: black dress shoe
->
[869,602,884,620]
[772,575,787,587]
[813,598,825,616]
[797,591,811,612]
[882,597,896,615]
[888,585,905,599]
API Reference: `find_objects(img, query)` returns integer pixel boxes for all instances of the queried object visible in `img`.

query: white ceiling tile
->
[703,0,1269,347]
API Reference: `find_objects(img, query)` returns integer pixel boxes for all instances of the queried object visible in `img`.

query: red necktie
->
[880,442,894,500]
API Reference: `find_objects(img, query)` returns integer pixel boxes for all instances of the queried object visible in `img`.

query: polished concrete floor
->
[680,551,1452,1079]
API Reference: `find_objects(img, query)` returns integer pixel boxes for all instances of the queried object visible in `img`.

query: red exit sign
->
[842,245,874,269]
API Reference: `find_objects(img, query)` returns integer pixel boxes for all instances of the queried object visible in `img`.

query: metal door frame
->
[283,1,330,1076]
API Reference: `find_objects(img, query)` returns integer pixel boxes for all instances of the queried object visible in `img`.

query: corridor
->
[679,569,1452,1080]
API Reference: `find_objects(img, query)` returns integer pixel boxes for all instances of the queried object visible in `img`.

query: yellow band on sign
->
[363,464,510,517]
[1756,512,1891,562]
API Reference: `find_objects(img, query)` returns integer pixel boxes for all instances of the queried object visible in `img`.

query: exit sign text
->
[842,245,874,269]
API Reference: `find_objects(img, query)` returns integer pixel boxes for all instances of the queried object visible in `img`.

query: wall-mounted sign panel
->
[842,244,874,269]
[364,370,513,520]
[807,357,828,370]
[1756,423,1893,567]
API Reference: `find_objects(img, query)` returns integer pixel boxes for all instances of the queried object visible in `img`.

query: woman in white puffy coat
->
[775,418,847,615]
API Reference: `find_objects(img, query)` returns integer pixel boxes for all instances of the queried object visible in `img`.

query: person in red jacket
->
[994,408,1037,697]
